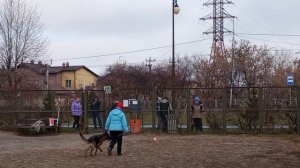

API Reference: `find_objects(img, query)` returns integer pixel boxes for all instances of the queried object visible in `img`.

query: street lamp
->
[172,0,180,112]
[174,1,180,14]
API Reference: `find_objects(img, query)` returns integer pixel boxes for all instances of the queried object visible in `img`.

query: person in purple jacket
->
[71,96,82,129]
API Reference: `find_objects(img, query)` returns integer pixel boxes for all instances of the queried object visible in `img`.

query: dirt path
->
[0,132,299,168]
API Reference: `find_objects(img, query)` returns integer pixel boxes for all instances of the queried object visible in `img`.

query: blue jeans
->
[92,112,103,129]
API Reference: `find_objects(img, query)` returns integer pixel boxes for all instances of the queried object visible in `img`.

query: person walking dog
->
[105,101,128,156]
[159,97,173,132]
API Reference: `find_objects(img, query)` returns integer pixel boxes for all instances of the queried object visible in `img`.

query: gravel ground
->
[0,131,299,168]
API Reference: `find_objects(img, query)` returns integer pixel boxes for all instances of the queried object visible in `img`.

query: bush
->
[206,111,222,132]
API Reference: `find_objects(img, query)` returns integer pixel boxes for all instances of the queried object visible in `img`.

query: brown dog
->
[79,132,110,157]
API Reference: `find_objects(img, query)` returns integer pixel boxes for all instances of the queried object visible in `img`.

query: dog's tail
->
[79,132,89,144]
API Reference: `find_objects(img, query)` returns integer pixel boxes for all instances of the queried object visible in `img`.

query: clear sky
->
[30,0,300,75]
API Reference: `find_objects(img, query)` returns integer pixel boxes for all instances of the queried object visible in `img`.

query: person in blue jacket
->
[105,101,128,156]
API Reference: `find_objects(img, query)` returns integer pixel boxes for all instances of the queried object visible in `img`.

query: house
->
[48,62,98,90]
[18,61,98,90]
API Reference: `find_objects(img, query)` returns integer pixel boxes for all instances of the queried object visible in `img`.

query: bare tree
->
[0,0,47,87]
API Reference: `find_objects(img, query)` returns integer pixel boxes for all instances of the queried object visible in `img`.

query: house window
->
[65,80,72,88]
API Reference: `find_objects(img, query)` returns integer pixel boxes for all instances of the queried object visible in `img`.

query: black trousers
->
[161,117,167,132]
[73,116,80,129]
[160,112,168,132]
[109,131,123,154]
[193,118,203,132]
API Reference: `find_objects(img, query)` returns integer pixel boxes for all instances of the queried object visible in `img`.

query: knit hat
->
[194,96,201,102]
[116,101,124,109]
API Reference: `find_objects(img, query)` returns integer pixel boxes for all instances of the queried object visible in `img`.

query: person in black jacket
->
[91,96,102,130]
[159,97,173,132]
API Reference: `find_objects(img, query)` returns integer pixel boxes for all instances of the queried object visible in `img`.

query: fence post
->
[120,90,123,100]
[19,91,23,124]
[152,88,156,131]
[187,88,191,131]
[258,87,264,133]
[83,91,88,133]
[103,90,107,122]
[20,91,23,113]
[297,86,300,134]
[51,90,55,117]
[222,89,227,133]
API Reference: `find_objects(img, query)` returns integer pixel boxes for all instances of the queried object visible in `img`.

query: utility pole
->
[230,18,235,107]
[145,57,156,75]
[200,0,236,61]
[146,57,156,88]
[172,0,180,114]
[45,59,52,90]
[46,63,49,90]
[117,56,126,65]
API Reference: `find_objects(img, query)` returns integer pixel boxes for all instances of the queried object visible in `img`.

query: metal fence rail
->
[0,87,299,133]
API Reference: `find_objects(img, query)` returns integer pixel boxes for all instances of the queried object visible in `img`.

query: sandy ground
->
[0,131,299,168]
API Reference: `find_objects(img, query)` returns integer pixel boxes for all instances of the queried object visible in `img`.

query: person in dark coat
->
[91,96,102,129]
[156,97,162,130]
[159,97,173,132]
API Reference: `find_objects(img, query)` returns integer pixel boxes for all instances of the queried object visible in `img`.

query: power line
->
[49,38,212,62]
[85,60,155,68]
[233,4,271,34]
[84,54,211,69]
[236,33,300,37]
[235,19,262,35]
[235,34,300,46]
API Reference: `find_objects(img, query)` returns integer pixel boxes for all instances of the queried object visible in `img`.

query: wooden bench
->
[16,118,60,134]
